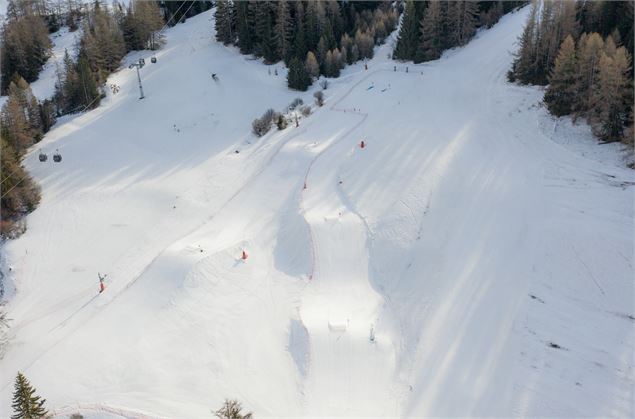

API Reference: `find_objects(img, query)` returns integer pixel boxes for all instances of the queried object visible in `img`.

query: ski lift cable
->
[75,87,103,115]
[158,0,190,34]
[1,151,59,196]
[158,0,198,42]
[143,0,198,61]
[136,0,192,65]
[0,175,27,200]
[0,166,28,186]
[1,147,61,189]
[1,150,48,186]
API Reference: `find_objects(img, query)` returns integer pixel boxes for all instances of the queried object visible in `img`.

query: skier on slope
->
[98,272,107,293]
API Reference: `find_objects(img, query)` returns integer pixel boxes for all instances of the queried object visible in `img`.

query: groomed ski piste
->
[1,5,634,418]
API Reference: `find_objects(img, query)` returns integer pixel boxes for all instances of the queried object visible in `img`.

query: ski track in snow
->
[1,6,634,418]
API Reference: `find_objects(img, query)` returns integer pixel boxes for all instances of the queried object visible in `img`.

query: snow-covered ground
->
[29,26,81,102]
[1,7,634,418]
[0,25,79,110]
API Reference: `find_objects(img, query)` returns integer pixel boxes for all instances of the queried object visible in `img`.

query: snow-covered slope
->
[0,26,80,110]
[29,26,81,102]
[1,7,633,418]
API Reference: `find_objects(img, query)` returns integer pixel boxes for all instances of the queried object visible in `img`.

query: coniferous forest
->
[213,1,529,91]
[393,0,525,63]
[509,0,634,144]
[214,0,398,91]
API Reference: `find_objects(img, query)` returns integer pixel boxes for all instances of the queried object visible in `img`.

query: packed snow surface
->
[1,7,634,418]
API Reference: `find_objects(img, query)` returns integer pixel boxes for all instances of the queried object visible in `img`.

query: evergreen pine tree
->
[60,52,100,113]
[316,36,328,71]
[532,0,556,85]
[122,0,164,51]
[80,2,126,78]
[11,372,48,419]
[322,19,336,51]
[457,0,478,46]
[305,0,321,52]
[255,1,277,62]
[393,0,419,60]
[444,0,461,49]
[287,56,311,91]
[60,49,78,112]
[544,35,577,116]
[513,0,583,87]
[292,1,307,61]
[415,0,443,63]
[326,0,343,44]
[122,4,141,51]
[38,99,56,133]
[77,56,100,110]
[215,0,234,45]
[235,1,253,54]
[315,1,327,44]
[510,2,538,84]
[274,0,293,62]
